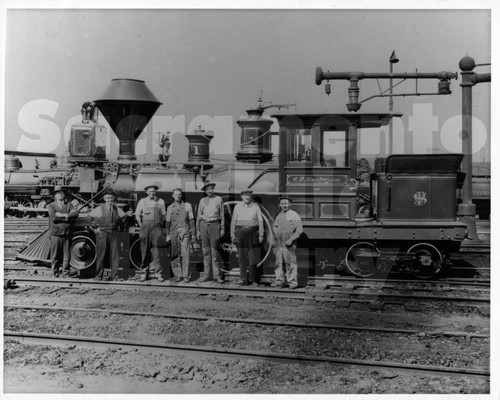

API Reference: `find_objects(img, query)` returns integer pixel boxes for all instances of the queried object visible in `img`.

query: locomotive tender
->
[16,77,467,280]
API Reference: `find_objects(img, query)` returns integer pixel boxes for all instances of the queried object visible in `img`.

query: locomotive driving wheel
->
[407,243,443,279]
[11,198,34,218]
[129,237,142,270]
[219,200,274,273]
[69,234,97,270]
[345,242,380,278]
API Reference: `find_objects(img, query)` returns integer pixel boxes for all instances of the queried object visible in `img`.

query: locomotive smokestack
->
[94,79,162,161]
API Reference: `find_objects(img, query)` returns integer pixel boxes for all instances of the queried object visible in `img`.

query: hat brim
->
[144,185,159,191]
[240,190,253,195]
[201,183,216,191]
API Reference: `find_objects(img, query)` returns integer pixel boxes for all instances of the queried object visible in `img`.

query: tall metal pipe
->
[457,55,490,242]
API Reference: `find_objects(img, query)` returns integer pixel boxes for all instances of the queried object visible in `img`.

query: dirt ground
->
[3,339,489,394]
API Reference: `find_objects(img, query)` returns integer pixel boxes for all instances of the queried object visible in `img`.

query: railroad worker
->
[272,196,303,289]
[230,188,264,286]
[47,185,79,278]
[166,188,195,283]
[135,184,167,282]
[87,188,134,281]
[196,181,225,283]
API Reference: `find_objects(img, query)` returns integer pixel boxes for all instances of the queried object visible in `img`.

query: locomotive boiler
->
[17,77,468,280]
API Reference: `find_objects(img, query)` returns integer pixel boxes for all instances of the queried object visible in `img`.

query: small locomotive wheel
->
[69,234,97,270]
[407,243,443,279]
[345,241,381,278]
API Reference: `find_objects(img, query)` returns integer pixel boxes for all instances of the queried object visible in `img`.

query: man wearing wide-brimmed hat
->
[196,181,225,283]
[272,196,303,289]
[230,188,264,286]
[87,187,134,281]
[135,183,167,282]
[47,185,79,278]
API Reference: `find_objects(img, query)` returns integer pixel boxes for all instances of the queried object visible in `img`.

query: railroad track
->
[4,262,491,287]
[4,332,488,378]
[309,275,490,288]
[4,304,489,378]
[460,242,491,253]
[5,304,489,339]
[3,276,490,307]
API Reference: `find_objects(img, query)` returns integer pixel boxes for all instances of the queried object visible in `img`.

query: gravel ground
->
[3,341,489,394]
[3,240,490,394]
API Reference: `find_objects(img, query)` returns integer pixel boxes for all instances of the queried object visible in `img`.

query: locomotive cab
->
[273,113,397,238]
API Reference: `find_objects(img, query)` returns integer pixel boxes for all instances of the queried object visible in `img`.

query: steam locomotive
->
[15,78,468,280]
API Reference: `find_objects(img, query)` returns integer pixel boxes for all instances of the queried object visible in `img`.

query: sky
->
[1,3,494,168]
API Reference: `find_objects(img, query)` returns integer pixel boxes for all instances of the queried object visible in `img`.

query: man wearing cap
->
[47,186,79,278]
[87,188,134,281]
[196,181,225,283]
[166,188,195,283]
[135,184,167,282]
[272,196,303,289]
[230,189,264,286]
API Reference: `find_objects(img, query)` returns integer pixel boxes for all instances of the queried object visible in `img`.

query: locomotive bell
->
[184,125,213,170]
[236,108,273,163]
[94,79,162,162]
[158,131,171,162]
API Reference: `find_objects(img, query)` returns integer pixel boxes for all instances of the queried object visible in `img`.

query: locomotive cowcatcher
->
[17,78,467,281]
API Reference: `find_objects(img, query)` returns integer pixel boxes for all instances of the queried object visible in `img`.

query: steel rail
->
[5,304,489,339]
[4,276,491,304]
[4,230,47,233]
[4,331,489,377]
[4,263,491,287]
[4,261,491,286]
[309,276,490,288]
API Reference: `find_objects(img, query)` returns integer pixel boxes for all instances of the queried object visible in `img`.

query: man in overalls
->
[87,188,134,281]
[272,196,303,289]
[166,188,195,283]
[196,181,225,283]
[47,185,79,277]
[135,184,167,282]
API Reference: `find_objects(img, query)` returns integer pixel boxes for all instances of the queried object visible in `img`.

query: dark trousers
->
[235,226,258,283]
[50,235,70,276]
[95,230,119,279]
[139,221,163,278]
[171,227,190,279]
[200,220,222,280]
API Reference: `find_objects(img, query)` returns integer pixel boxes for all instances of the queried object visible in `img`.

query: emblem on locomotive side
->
[413,191,427,206]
